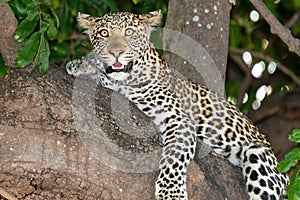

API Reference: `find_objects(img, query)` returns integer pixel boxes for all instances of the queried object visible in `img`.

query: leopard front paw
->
[66,58,104,77]
[66,59,82,76]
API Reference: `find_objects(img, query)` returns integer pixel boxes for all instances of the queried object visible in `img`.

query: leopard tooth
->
[112,65,125,70]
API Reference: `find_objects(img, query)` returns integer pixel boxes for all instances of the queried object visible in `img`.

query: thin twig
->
[230,47,300,87]
[284,11,300,29]
[250,0,300,57]
[249,104,282,124]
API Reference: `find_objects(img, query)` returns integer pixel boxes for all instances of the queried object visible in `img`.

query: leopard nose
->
[108,49,125,58]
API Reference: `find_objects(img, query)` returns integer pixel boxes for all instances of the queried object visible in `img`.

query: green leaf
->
[15,0,38,17]
[277,160,295,173]
[0,53,7,78]
[277,148,300,173]
[14,12,39,42]
[47,20,58,40]
[289,129,300,143]
[286,168,300,200]
[15,32,40,68]
[40,21,50,34]
[22,0,38,13]
[42,13,58,40]
[38,35,50,76]
[7,0,28,19]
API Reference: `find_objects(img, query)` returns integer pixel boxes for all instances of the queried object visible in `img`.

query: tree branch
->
[284,11,300,29]
[230,47,300,87]
[250,0,300,57]
[249,104,282,124]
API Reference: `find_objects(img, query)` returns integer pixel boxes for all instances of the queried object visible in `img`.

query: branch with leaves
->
[4,0,58,76]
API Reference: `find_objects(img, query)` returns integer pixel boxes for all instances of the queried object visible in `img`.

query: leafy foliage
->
[5,0,58,75]
[277,129,300,200]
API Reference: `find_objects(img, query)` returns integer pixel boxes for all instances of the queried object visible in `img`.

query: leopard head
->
[77,10,162,81]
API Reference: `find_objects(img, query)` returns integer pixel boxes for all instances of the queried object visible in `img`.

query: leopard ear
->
[77,12,97,33]
[141,10,162,26]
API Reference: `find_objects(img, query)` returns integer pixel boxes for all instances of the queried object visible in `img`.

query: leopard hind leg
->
[241,143,289,200]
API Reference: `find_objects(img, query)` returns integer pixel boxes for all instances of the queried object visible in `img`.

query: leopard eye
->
[99,29,109,37]
[124,28,135,36]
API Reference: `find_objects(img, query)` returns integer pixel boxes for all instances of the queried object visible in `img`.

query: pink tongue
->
[113,62,123,69]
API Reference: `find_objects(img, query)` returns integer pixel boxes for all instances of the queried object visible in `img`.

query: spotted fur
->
[66,10,289,200]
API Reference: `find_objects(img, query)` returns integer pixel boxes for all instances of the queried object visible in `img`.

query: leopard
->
[66,10,289,200]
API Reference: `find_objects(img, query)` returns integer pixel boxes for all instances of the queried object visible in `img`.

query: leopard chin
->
[105,61,133,74]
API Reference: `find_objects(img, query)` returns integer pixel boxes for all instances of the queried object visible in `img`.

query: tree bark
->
[163,0,229,95]
[0,1,248,200]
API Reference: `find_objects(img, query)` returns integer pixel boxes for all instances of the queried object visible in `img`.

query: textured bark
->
[0,1,248,200]
[0,1,21,67]
[164,0,229,95]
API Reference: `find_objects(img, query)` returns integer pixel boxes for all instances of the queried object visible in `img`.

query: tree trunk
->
[0,1,248,200]
[163,0,229,95]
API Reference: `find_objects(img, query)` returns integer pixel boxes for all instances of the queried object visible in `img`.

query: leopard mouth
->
[105,61,133,74]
